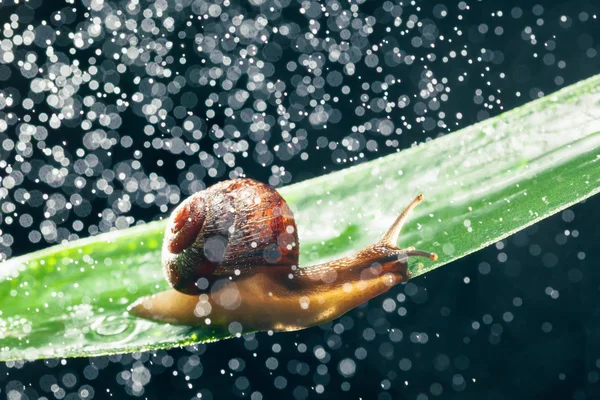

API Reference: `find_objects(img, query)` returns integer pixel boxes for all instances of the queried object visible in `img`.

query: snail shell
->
[163,179,299,294]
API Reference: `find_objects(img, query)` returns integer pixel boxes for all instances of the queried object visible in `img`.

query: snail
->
[129,178,437,333]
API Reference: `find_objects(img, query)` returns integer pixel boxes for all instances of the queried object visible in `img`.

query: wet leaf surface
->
[2,74,600,361]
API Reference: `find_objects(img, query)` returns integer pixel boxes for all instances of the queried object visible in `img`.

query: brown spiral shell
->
[162,178,299,294]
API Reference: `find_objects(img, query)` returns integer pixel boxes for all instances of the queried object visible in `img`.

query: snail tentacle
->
[379,193,424,247]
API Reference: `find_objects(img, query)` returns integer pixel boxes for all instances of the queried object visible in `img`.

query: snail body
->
[130,178,437,333]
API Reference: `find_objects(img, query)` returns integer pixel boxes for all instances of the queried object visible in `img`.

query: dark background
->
[1,0,600,399]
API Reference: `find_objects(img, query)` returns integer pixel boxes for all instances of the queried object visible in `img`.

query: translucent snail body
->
[129,178,437,333]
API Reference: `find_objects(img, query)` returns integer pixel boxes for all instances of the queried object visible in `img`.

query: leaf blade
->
[2,74,600,361]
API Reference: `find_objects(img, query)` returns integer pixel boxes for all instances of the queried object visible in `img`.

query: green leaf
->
[2,74,600,362]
